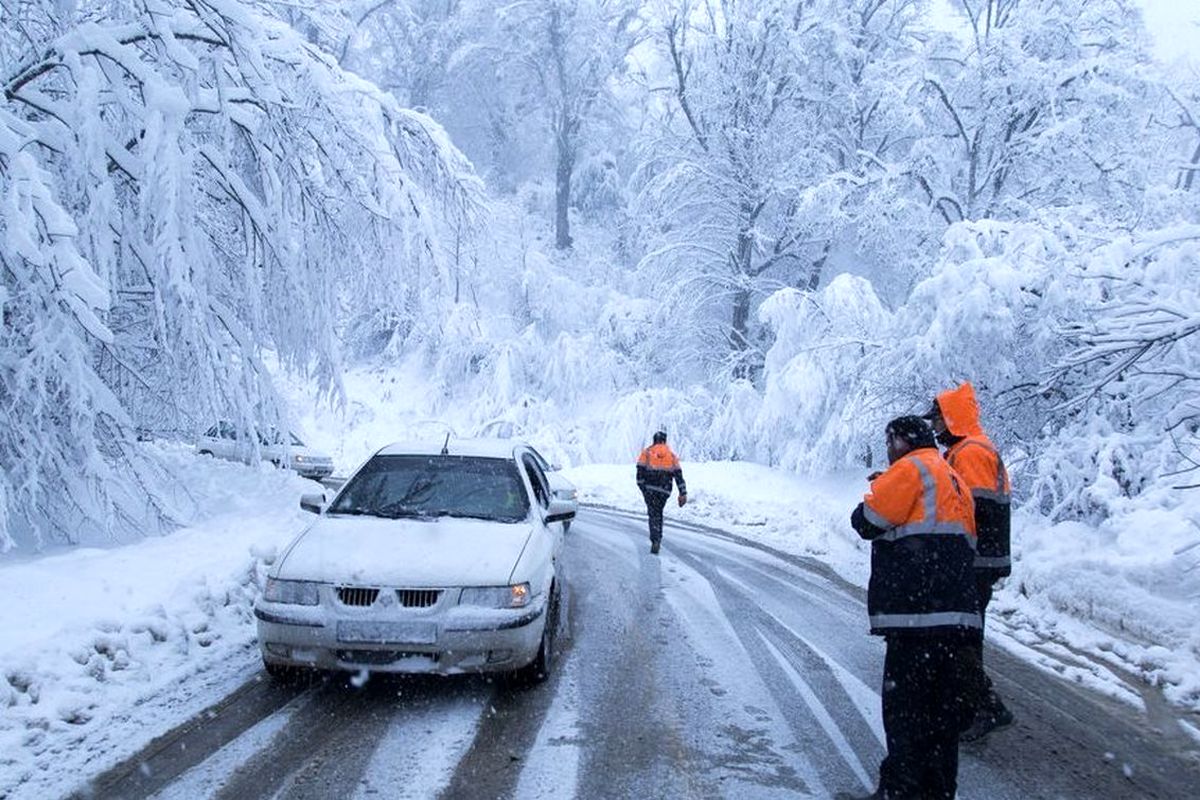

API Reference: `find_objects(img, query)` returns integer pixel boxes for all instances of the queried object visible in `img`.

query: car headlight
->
[459,583,531,609]
[263,578,320,605]
[292,455,307,463]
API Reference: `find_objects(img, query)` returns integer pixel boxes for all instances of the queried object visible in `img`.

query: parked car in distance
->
[526,446,577,533]
[254,438,573,683]
[197,422,333,480]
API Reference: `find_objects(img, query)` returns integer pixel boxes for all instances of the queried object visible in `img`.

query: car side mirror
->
[300,492,326,515]
[545,497,575,524]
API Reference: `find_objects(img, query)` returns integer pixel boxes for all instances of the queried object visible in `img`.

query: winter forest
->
[2,0,1199,557]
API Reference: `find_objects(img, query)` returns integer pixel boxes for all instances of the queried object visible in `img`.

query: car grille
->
[337,586,380,607]
[397,589,442,608]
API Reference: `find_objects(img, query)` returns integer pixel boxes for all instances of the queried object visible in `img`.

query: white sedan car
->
[254,438,572,682]
[197,422,333,480]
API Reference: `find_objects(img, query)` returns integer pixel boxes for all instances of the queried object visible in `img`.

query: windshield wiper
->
[375,502,434,519]
[431,510,498,521]
[328,506,381,517]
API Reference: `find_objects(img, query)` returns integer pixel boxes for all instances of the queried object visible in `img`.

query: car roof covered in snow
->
[375,438,524,460]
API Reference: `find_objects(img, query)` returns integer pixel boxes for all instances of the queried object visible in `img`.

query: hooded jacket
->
[935,383,1012,580]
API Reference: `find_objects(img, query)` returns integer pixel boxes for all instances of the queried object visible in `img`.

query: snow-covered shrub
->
[751,275,892,471]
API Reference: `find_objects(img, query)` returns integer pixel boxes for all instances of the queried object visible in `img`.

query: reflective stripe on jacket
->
[636,443,686,496]
[937,383,1013,578]
[861,447,981,636]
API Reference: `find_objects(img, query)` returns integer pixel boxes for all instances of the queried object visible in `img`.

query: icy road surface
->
[81,509,1200,799]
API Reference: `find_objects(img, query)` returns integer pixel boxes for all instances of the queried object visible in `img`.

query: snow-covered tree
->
[635,0,925,378]
[0,0,479,548]
[913,0,1152,223]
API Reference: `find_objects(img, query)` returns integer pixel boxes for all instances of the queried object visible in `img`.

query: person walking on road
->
[635,430,687,554]
[840,416,982,800]
[925,382,1015,741]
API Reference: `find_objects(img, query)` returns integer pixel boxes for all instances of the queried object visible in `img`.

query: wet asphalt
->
[77,508,1200,799]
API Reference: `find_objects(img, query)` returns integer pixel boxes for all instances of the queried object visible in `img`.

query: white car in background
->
[254,438,573,682]
[197,422,334,481]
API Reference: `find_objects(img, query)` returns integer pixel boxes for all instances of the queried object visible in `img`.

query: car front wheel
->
[513,584,560,685]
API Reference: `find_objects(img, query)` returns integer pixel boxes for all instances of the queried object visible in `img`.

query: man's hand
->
[678,493,687,507]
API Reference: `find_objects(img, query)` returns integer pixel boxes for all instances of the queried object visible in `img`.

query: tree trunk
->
[555,132,574,249]
[806,241,831,290]
[729,220,755,377]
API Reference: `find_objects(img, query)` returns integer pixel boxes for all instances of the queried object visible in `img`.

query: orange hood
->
[936,383,985,438]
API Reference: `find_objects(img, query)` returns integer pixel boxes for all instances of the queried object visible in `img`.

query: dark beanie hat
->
[885,415,936,449]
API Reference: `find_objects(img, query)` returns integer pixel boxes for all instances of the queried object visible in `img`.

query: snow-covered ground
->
[0,445,314,799]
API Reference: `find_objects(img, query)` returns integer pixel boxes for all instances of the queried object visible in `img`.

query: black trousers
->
[643,490,667,544]
[879,635,980,800]
[975,576,1007,715]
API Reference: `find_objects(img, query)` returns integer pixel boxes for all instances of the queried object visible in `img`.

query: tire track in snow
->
[213,676,491,800]
[667,541,886,794]
[76,675,307,800]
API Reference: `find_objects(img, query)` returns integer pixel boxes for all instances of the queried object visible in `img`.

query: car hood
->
[275,515,534,587]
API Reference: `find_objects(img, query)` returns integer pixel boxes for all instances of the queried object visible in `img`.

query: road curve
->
[77,508,1200,800]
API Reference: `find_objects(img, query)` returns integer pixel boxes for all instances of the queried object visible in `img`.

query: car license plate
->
[336,621,437,645]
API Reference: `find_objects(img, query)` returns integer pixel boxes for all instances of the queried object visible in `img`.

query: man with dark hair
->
[838,415,982,800]
[635,430,687,554]
[925,382,1015,740]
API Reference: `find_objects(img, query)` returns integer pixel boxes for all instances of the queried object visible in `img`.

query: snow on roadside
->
[0,444,313,800]
[566,462,1200,715]
[565,462,870,585]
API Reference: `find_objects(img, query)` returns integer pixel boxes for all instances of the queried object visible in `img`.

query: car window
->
[290,432,304,446]
[522,454,551,509]
[328,455,531,523]
[218,422,237,440]
[204,424,218,437]
[528,448,550,472]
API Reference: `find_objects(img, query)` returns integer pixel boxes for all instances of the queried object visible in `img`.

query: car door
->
[213,422,239,461]
[520,451,564,565]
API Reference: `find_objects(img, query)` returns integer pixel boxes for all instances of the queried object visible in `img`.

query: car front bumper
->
[254,598,546,675]
[291,463,334,479]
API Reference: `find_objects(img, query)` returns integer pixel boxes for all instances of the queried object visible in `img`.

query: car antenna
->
[441,432,451,455]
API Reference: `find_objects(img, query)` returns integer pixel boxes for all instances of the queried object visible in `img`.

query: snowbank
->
[565,461,870,584]
[0,446,313,800]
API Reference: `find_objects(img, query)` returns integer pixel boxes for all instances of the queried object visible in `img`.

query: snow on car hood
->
[275,514,534,587]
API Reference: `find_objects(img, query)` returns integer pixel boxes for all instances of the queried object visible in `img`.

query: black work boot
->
[961,705,1015,742]
[650,540,660,554]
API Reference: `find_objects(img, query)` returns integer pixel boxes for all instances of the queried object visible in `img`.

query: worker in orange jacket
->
[840,416,981,800]
[925,382,1014,741]
[635,430,687,555]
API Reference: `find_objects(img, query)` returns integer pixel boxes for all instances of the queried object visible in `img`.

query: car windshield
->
[327,454,530,523]
[255,428,304,447]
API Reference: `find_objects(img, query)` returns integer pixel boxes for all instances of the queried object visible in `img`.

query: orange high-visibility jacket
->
[636,443,686,497]
[860,447,981,635]
[936,382,1012,578]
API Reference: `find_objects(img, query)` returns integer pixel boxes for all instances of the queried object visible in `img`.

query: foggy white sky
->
[1138,0,1200,64]
[928,1,1198,65]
